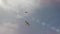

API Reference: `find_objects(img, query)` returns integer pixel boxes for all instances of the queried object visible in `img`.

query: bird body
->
[25,20,30,26]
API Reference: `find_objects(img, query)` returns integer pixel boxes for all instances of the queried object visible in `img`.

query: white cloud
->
[0,0,41,34]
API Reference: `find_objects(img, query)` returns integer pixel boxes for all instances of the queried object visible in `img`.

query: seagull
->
[25,12,28,13]
[25,20,30,26]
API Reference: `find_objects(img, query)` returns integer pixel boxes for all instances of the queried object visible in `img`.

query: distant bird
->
[25,20,30,26]
[25,12,28,13]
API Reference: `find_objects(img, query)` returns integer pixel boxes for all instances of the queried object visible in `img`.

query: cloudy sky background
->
[0,0,60,34]
[0,0,40,34]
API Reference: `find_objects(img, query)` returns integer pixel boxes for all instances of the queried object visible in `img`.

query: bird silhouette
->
[25,20,30,26]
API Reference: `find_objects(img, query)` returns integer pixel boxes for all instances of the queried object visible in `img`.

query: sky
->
[0,0,60,34]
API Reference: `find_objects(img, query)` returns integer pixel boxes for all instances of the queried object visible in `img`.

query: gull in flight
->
[25,20,30,26]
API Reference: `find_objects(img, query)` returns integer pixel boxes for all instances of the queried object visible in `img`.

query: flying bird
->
[25,12,28,13]
[25,20,30,26]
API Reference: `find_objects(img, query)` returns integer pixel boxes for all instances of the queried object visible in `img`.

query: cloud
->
[0,0,41,34]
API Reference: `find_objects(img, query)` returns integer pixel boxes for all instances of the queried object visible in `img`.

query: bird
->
[25,12,28,13]
[25,20,30,26]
